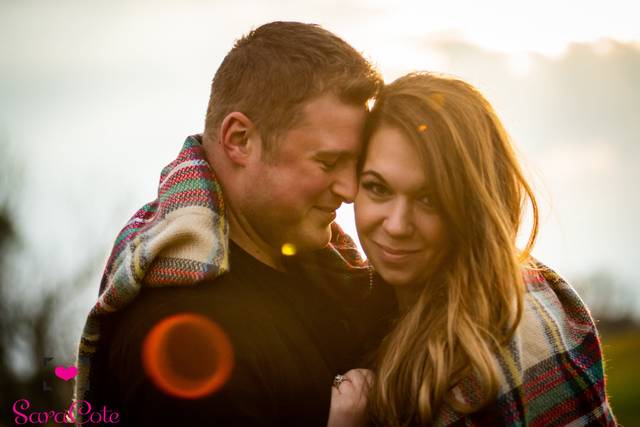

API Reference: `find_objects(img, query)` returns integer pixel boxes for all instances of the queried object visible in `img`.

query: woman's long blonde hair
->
[366,73,539,426]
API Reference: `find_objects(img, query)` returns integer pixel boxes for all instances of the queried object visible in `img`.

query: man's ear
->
[218,112,257,166]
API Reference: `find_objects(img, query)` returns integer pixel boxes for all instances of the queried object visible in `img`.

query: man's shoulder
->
[114,273,257,328]
[103,274,270,378]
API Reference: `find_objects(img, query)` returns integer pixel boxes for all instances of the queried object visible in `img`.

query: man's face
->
[242,94,366,253]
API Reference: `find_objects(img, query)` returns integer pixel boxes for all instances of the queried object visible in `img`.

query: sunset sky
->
[1,0,639,341]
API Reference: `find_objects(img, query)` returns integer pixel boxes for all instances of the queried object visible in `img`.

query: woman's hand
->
[327,369,374,427]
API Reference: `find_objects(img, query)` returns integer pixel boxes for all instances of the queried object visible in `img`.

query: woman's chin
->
[376,267,421,288]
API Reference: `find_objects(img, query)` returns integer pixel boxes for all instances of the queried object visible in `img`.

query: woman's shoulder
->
[431,260,615,426]
[438,260,614,426]
[435,260,615,426]
[520,258,597,343]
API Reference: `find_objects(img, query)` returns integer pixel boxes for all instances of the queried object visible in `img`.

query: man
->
[76,22,395,426]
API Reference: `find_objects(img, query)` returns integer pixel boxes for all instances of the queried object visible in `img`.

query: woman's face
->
[355,126,447,288]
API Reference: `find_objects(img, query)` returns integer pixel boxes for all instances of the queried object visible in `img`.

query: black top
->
[93,242,396,426]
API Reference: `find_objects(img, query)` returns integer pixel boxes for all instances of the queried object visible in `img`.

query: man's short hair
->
[204,21,382,158]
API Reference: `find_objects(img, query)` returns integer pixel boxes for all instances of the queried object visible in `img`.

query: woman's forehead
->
[363,127,429,193]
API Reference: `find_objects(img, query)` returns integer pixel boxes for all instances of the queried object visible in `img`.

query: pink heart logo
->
[54,365,78,381]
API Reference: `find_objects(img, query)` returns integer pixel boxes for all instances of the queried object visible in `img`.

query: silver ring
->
[333,374,348,388]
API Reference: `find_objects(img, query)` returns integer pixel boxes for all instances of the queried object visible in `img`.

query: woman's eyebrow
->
[360,170,388,184]
[361,170,431,195]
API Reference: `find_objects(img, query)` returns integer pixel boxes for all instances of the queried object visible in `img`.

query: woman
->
[328,72,615,426]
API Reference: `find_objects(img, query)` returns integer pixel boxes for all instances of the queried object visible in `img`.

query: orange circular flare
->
[142,313,234,399]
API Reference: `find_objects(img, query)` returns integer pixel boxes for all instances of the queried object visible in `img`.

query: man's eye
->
[362,181,389,197]
[318,159,337,171]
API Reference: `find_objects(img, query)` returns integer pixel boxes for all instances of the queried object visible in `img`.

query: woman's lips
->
[373,241,422,262]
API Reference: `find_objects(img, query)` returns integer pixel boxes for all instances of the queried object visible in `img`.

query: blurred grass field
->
[601,328,640,427]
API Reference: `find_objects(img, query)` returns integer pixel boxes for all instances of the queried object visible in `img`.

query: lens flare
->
[418,124,428,132]
[142,313,234,399]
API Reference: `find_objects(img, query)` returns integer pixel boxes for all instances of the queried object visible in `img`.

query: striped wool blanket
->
[432,263,616,426]
[72,134,367,421]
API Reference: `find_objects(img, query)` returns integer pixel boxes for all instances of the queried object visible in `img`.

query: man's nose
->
[331,163,358,203]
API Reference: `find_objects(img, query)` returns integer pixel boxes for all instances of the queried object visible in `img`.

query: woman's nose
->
[382,200,413,238]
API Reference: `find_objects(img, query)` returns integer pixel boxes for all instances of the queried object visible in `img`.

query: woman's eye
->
[362,181,389,197]
[418,194,434,209]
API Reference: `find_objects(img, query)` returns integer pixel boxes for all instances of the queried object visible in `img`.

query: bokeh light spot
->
[418,124,428,132]
[281,243,297,256]
[142,313,234,399]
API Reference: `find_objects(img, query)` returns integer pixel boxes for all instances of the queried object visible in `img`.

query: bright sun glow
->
[349,0,640,56]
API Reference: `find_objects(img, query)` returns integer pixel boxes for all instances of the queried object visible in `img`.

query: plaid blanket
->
[434,263,616,426]
[72,135,367,422]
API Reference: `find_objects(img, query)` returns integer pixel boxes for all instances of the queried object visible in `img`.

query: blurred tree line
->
[0,138,97,426]
[0,203,70,425]
[573,272,640,426]
[573,271,639,329]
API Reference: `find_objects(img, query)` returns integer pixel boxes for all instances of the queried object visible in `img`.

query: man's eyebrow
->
[315,149,356,159]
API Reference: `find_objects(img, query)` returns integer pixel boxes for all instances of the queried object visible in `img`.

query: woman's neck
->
[393,283,423,312]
